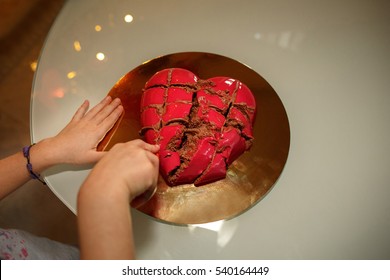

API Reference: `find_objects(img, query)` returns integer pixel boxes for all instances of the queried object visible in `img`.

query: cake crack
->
[140,68,256,186]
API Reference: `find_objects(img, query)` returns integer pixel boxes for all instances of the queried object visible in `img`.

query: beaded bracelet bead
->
[22,144,47,185]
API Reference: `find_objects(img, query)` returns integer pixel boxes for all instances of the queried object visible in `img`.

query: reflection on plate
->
[98,52,290,225]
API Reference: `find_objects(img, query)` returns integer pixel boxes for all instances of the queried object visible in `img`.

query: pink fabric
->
[0,228,79,260]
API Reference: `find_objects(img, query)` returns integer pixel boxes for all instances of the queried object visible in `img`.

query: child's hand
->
[77,140,159,260]
[82,140,160,202]
[37,96,123,166]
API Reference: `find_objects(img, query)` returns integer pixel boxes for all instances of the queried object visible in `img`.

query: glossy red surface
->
[140,68,256,186]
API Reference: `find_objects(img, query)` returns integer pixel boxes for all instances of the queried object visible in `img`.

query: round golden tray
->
[97,52,290,225]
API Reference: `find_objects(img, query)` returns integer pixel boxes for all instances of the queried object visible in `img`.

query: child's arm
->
[77,140,160,259]
[0,96,123,199]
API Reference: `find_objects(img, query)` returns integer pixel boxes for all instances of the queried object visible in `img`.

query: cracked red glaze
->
[140,68,256,186]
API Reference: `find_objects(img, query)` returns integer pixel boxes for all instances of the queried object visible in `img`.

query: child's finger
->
[84,96,112,120]
[94,98,122,124]
[72,100,89,121]
[99,105,123,135]
[129,139,160,154]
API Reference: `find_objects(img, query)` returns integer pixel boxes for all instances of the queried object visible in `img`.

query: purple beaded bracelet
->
[22,144,46,185]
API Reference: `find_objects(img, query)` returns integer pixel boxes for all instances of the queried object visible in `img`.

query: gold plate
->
[98,52,290,225]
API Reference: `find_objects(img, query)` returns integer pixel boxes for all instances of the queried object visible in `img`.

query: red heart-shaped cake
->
[140,68,256,186]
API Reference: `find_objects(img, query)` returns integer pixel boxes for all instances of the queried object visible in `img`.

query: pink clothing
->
[0,228,79,260]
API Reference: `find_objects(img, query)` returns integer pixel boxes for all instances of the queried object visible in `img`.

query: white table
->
[31,0,390,259]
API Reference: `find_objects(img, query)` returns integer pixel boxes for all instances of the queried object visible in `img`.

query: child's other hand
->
[77,139,159,259]
[83,140,160,202]
[42,96,123,165]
